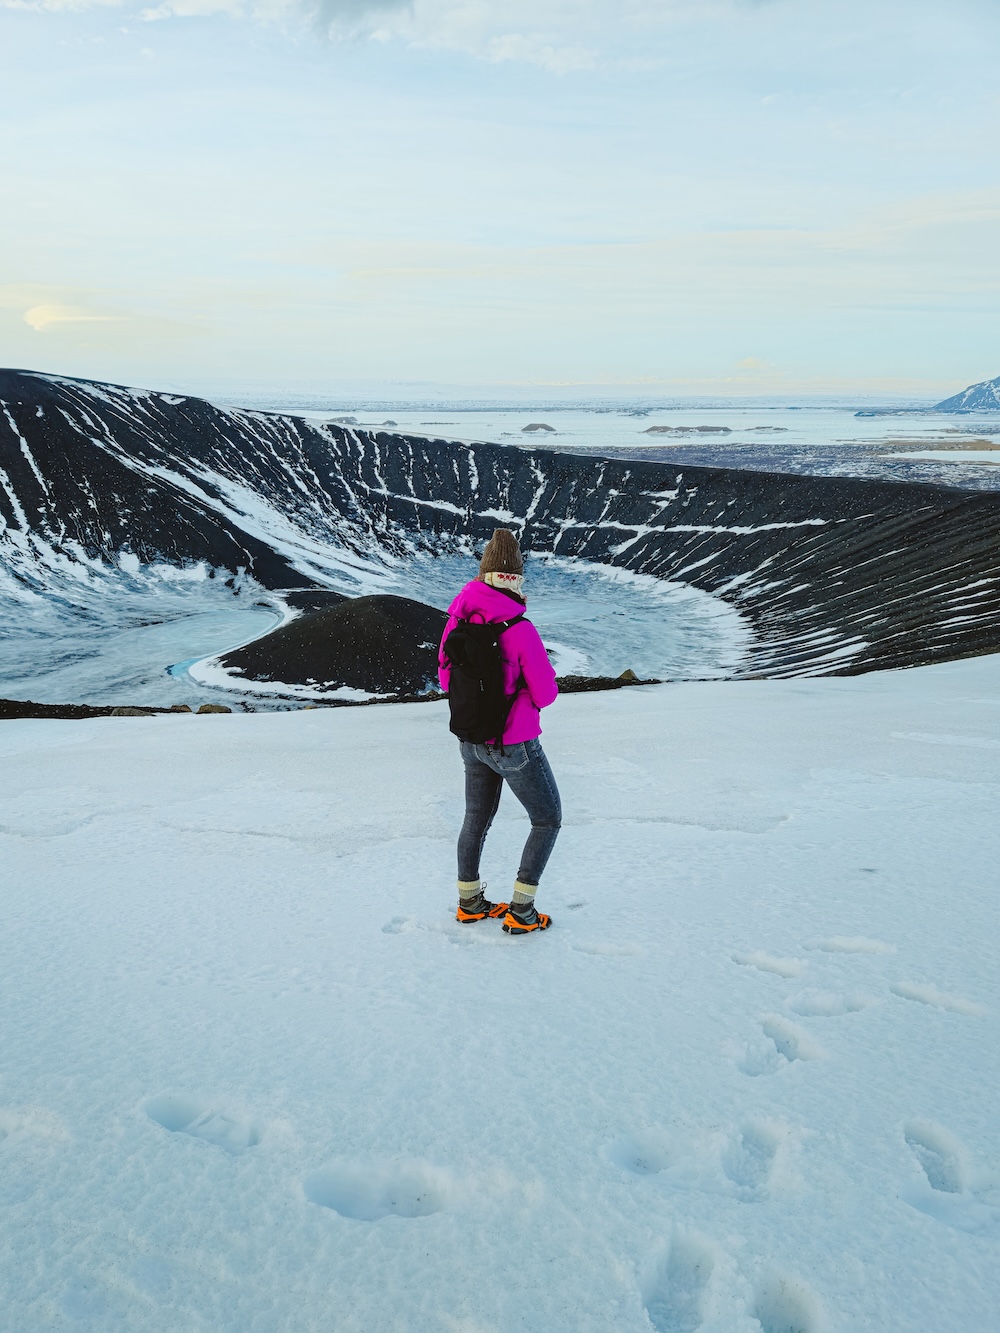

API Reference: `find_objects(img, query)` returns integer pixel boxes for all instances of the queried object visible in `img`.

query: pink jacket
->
[438,580,559,744]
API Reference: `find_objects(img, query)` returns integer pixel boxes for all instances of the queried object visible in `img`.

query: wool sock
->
[457,879,482,902]
[511,881,536,908]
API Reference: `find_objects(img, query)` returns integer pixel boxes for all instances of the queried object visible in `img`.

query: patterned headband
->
[484,571,525,593]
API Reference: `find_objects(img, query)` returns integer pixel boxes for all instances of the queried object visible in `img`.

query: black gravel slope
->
[2,367,1000,678]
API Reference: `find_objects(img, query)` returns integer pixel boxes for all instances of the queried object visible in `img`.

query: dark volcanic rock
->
[522,422,556,432]
[0,698,175,720]
[3,367,1000,680]
[281,590,350,614]
[0,698,115,720]
[220,595,447,695]
[556,672,660,693]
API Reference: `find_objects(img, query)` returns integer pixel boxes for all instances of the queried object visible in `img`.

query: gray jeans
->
[457,738,562,887]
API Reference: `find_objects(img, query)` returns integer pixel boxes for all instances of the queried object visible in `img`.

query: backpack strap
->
[453,613,527,631]
[490,616,528,754]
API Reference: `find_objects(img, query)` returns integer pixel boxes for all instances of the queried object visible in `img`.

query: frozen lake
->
[0,578,282,709]
[0,556,750,709]
[407,554,749,684]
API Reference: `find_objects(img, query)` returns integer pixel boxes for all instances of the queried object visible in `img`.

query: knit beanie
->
[478,529,524,578]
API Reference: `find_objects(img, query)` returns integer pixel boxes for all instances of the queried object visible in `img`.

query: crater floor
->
[0,557,751,708]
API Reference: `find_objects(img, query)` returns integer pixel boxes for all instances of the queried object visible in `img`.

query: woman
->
[438,530,561,936]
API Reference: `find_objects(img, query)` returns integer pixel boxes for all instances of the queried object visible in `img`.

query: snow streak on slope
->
[3,368,1000,680]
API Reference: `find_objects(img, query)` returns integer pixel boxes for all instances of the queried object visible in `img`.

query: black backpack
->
[443,614,526,746]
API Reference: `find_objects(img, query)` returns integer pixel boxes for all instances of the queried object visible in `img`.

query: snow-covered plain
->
[211,398,1000,491]
[1,653,998,1331]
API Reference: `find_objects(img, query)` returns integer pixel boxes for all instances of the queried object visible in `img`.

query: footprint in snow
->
[732,951,806,979]
[572,940,643,957]
[803,935,895,955]
[721,1120,786,1199]
[752,1270,824,1333]
[381,915,509,947]
[644,1231,718,1333]
[382,915,418,934]
[785,989,877,1018]
[890,981,986,1016]
[902,1120,1000,1235]
[145,1094,260,1153]
[644,1237,824,1333]
[609,1127,675,1177]
[611,1119,792,1202]
[0,1107,67,1150]
[304,1156,453,1221]
[739,1016,825,1077]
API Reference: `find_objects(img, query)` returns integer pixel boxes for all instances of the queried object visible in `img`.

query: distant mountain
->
[934,374,1000,412]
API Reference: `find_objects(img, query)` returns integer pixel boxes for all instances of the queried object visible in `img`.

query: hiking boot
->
[501,901,552,935]
[456,890,509,923]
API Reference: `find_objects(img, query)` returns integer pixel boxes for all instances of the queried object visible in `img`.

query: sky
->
[1,0,999,399]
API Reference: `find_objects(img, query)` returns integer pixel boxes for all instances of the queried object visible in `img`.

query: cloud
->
[483,32,597,73]
[138,1,227,16]
[137,0,410,30]
[291,0,606,64]
[0,0,785,65]
[7,0,998,82]
[23,304,121,331]
[1,0,122,10]
[309,0,410,31]
[0,290,126,331]
[7,0,611,70]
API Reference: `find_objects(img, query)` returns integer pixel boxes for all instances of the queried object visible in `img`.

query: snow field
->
[0,656,998,1331]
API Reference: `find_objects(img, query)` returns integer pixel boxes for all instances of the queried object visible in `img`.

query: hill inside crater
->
[218,595,448,696]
